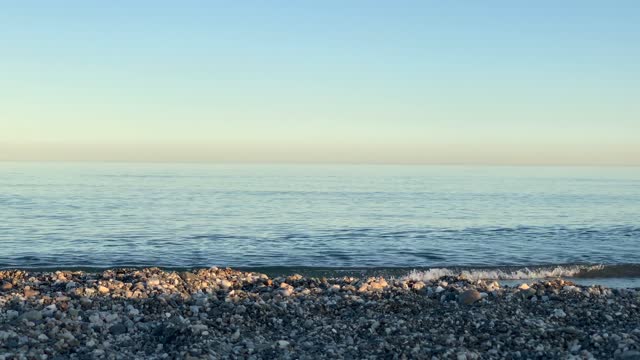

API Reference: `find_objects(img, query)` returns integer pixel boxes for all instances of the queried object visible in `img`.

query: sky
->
[1,1,639,165]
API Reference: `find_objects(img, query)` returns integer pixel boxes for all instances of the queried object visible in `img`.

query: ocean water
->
[1,162,639,284]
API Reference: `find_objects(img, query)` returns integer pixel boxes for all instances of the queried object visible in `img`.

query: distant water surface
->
[1,163,639,280]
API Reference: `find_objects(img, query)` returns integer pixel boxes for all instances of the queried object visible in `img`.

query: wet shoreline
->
[2,264,640,288]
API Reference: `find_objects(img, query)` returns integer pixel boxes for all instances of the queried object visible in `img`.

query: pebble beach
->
[1,267,639,359]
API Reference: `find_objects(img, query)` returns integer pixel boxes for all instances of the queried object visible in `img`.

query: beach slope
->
[1,267,639,359]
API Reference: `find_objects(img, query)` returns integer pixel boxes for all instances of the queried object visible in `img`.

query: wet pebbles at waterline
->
[1,267,639,359]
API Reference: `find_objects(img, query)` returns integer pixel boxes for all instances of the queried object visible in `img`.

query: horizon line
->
[2,160,639,168]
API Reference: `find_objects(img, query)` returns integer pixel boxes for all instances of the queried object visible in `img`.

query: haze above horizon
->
[1,1,639,165]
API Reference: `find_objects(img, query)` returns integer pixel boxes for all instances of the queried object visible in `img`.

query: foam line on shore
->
[404,265,606,281]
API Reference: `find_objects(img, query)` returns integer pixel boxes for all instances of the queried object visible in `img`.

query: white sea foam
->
[404,265,605,282]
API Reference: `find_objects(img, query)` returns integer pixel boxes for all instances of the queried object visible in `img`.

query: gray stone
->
[21,310,43,321]
[618,351,640,360]
[179,272,198,281]
[6,310,19,320]
[459,290,482,305]
[109,323,127,335]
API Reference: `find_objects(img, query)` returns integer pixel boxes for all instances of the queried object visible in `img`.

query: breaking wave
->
[404,264,640,282]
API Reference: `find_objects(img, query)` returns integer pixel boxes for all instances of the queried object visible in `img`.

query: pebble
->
[459,289,482,305]
[0,268,637,359]
[191,324,208,333]
[109,323,127,335]
[1,282,12,291]
[618,350,640,359]
[23,288,38,297]
[220,279,232,289]
[6,310,19,320]
[412,281,426,291]
[553,309,567,318]
[21,310,43,321]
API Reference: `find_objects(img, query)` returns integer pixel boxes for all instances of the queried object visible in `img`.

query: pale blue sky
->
[1,1,639,164]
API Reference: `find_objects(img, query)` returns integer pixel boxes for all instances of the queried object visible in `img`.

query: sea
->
[1,162,639,287]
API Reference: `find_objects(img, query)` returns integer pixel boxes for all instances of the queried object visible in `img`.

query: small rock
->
[6,310,19,320]
[24,288,39,297]
[221,280,232,289]
[412,281,426,291]
[127,306,140,316]
[1,282,12,291]
[618,350,640,360]
[109,323,127,335]
[179,271,198,282]
[552,309,567,318]
[21,310,43,321]
[191,324,208,334]
[459,290,482,305]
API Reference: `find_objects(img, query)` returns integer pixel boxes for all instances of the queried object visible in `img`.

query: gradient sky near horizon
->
[1,1,639,165]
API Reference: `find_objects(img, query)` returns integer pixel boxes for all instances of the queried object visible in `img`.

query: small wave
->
[404,265,607,281]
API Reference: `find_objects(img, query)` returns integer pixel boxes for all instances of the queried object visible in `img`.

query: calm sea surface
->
[1,163,639,280]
